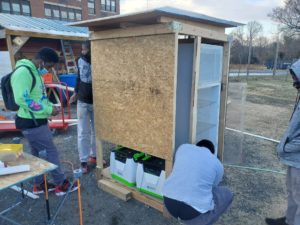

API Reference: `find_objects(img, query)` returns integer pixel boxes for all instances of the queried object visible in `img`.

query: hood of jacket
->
[15,59,38,72]
[291,59,300,81]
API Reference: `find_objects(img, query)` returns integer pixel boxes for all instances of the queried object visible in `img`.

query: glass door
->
[196,44,223,152]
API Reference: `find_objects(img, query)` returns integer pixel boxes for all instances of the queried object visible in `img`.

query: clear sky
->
[120,0,285,38]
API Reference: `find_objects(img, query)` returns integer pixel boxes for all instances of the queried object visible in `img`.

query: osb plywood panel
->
[92,34,176,160]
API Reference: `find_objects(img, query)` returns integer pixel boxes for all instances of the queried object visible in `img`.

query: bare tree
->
[246,21,263,77]
[256,36,269,63]
[269,0,300,35]
[230,27,246,76]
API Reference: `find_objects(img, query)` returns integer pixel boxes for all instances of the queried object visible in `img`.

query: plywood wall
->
[92,33,176,160]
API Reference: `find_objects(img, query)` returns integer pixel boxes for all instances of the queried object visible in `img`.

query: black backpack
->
[1,65,36,111]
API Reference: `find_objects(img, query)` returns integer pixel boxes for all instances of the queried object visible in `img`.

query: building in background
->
[0,0,120,21]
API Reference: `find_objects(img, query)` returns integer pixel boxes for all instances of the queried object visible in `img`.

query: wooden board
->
[179,23,227,42]
[98,179,132,201]
[6,35,15,69]
[0,153,57,190]
[218,42,230,160]
[190,37,201,144]
[92,34,176,161]
[5,29,87,41]
[91,23,175,40]
[159,16,225,33]
[99,168,164,212]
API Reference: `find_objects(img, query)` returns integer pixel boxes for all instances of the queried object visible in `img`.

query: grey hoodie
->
[277,59,300,169]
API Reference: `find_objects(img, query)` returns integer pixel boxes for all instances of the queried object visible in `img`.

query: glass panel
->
[53,9,60,18]
[196,85,221,150]
[223,83,247,164]
[88,2,95,14]
[105,0,111,11]
[75,12,81,20]
[68,10,75,20]
[12,3,21,13]
[88,8,95,14]
[111,0,116,11]
[22,3,30,14]
[45,7,51,17]
[101,0,106,10]
[1,2,11,12]
[195,44,224,152]
[61,10,67,19]
[198,44,223,86]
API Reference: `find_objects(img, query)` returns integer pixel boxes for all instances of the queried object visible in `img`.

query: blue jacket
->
[277,59,300,168]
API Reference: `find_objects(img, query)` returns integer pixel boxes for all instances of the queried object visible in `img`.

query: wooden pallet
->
[98,167,164,212]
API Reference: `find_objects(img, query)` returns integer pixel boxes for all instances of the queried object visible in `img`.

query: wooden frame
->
[5,29,87,41]
[81,10,235,214]
[218,42,230,160]
[12,36,30,55]
[98,167,164,212]
[91,22,176,40]
[190,36,201,143]
[158,16,225,33]
[1,28,87,72]
[90,21,227,42]
[6,34,15,69]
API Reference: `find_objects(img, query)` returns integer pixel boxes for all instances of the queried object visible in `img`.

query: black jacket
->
[75,55,93,104]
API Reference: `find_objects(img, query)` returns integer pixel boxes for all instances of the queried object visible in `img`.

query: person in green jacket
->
[11,47,77,196]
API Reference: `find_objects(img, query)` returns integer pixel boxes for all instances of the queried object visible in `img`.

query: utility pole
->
[246,38,252,78]
[273,40,279,77]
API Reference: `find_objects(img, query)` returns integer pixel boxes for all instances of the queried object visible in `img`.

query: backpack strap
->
[13,65,36,93]
[13,65,39,126]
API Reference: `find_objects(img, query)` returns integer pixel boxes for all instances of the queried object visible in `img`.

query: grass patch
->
[229,76,297,102]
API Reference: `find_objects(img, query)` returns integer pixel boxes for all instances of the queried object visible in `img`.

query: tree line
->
[230,0,300,71]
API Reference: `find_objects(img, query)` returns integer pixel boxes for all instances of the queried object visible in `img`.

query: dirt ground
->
[0,75,295,225]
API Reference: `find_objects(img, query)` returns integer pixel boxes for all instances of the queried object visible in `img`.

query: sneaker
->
[81,162,89,174]
[55,179,78,196]
[88,156,107,168]
[33,182,56,194]
[88,156,97,167]
[265,217,288,225]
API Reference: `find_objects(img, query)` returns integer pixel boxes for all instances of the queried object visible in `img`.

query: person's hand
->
[69,93,78,104]
[51,105,60,116]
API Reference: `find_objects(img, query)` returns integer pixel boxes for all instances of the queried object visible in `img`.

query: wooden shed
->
[72,7,241,212]
[0,13,89,75]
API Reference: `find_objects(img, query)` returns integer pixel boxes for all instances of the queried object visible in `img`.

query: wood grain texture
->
[0,153,57,190]
[218,42,230,161]
[98,179,132,201]
[92,34,176,160]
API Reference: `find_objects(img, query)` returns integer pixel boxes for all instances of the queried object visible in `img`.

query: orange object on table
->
[42,73,53,84]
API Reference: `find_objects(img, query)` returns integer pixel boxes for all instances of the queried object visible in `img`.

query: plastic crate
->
[59,74,77,87]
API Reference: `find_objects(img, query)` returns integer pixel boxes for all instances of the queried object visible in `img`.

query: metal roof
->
[70,6,242,29]
[156,7,242,27]
[0,13,89,38]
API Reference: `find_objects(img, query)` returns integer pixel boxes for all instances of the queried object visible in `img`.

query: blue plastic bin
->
[59,74,77,87]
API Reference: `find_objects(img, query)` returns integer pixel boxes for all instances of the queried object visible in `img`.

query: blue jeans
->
[77,101,96,163]
[286,166,300,225]
[22,124,65,185]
